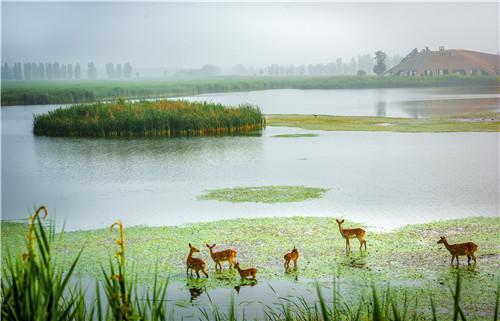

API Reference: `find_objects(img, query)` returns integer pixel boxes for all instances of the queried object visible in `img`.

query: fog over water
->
[2,2,499,68]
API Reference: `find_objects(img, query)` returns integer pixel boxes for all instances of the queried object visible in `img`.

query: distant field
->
[2,75,498,106]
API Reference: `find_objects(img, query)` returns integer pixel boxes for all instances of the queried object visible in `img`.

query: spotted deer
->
[336,219,367,254]
[206,243,237,271]
[186,243,208,278]
[233,262,257,280]
[437,236,477,266]
[284,247,299,270]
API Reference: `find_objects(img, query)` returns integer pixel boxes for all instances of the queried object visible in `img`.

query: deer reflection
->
[234,280,258,294]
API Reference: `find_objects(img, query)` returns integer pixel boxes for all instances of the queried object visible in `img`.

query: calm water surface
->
[181,86,500,117]
[2,87,498,231]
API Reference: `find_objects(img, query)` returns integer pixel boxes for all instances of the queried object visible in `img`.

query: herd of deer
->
[186,219,478,279]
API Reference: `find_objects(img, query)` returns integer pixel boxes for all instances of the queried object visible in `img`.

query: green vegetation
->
[267,112,500,132]
[197,185,328,203]
[33,99,264,137]
[2,75,498,106]
[272,133,319,138]
[2,216,499,320]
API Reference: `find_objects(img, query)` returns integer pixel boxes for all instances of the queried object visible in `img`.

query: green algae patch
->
[266,112,500,132]
[272,133,319,138]
[197,186,328,203]
[2,216,499,319]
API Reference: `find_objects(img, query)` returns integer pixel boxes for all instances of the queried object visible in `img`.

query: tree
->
[46,63,53,79]
[1,63,12,80]
[53,62,61,79]
[14,63,23,80]
[124,62,132,78]
[115,64,122,78]
[357,70,367,76]
[38,63,45,79]
[105,62,114,78]
[23,63,32,80]
[87,62,97,79]
[67,64,73,80]
[74,63,81,80]
[61,64,67,79]
[373,51,387,76]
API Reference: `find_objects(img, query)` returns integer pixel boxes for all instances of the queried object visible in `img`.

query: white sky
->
[2,2,499,68]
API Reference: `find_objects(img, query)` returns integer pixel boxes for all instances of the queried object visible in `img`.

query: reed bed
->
[33,99,265,137]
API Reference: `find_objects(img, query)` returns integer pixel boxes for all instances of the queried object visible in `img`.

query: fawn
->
[284,247,299,270]
[437,236,477,266]
[336,219,367,254]
[233,262,257,280]
[206,244,237,271]
[186,243,208,278]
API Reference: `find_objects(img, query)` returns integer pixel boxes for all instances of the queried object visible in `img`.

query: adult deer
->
[206,243,237,271]
[336,219,366,255]
[437,236,477,266]
[186,243,208,278]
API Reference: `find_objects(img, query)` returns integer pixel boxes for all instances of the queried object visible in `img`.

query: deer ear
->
[189,243,192,248]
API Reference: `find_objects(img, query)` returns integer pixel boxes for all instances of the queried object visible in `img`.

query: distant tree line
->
[104,62,133,79]
[228,54,402,77]
[1,62,133,81]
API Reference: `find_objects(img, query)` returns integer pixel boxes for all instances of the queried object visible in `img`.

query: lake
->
[2,87,498,231]
[180,86,499,117]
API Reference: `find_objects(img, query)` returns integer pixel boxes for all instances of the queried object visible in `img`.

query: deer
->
[233,262,257,280]
[284,247,299,270]
[206,244,237,271]
[336,219,367,255]
[437,236,477,266]
[186,243,208,278]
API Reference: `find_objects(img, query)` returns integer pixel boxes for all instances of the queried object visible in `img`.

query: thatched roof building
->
[386,47,500,76]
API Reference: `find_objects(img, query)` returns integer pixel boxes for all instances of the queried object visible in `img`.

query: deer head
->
[437,236,447,244]
[189,243,200,253]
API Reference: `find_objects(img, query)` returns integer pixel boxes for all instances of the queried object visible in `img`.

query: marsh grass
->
[33,99,265,138]
[266,112,500,132]
[2,75,498,106]
[197,186,329,203]
[271,133,319,138]
[2,210,499,320]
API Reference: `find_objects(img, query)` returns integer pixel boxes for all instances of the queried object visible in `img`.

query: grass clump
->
[266,112,500,132]
[272,133,319,138]
[198,185,329,203]
[33,99,265,138]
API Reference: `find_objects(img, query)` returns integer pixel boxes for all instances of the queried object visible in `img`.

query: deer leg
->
[186,267,190,276]
[346,238,350,255]
[472,254,477,264]
[293,259,297,269]
[450,256,454,265]
[202,268,208,278]
[467,255,471,265]
[195,269,200,278]
[456,256,459,266]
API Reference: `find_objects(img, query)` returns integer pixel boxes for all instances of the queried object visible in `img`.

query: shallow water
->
[180,86,500,117]
[2,97,498,231]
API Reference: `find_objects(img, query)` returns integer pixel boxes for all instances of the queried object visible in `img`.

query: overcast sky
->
[2,2,499,68]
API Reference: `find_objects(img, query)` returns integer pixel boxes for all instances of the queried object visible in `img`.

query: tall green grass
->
[33,99,265,137]
[3,75,498,106]
[2,207,499,320]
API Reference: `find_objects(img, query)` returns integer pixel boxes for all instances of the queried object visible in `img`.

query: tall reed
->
[33,99,265,138]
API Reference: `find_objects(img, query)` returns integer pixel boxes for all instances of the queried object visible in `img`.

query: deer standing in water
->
[437,236,477,266]
[336,219,367,255]
[206,244,237,271]
[186,243,208,278]
[284,247,299,270]
[233,262,257,280]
